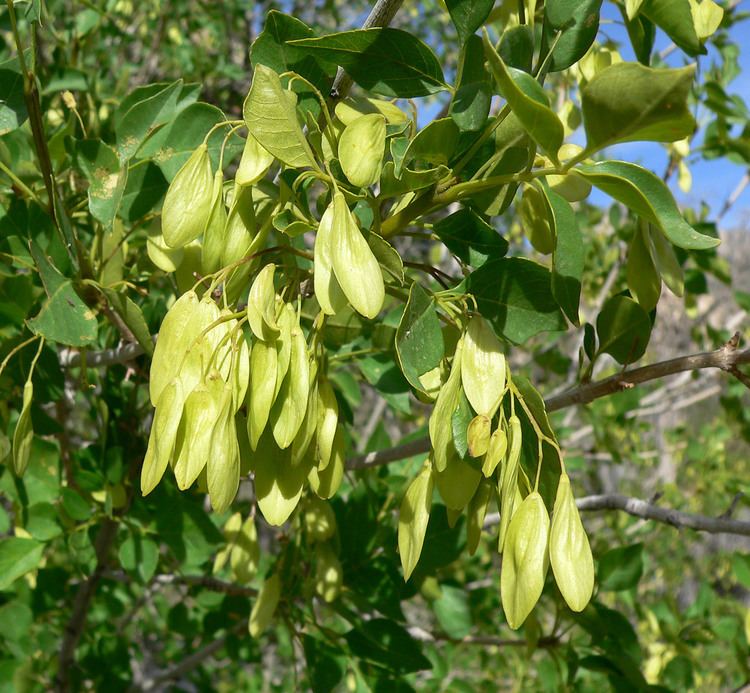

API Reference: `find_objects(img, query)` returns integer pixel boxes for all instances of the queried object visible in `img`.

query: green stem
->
[0,160,43,205]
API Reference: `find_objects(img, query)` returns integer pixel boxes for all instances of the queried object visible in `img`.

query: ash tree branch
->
[482,494,750,537]
[347,335,750,470]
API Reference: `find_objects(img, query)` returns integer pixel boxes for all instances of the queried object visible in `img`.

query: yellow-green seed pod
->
[254,436,308,526]
[141,379,185,496]
[429,340,463,473]
[519,184,554,255]
[291,364,318,465]
[147,228,184,273]
[501,491,550,630]
[467,414,491,457]
[314,543,343,603]
[330,192,385,320]
[548,171,592,202]
[249,572,281,637]
[207,384,240,513]
[398,461,434,581]
[334,96,409,126]
[149,290,200,405]
[461,315,506,419]
[316,377,339,471]
[273,303,295,400]
[213,512,242,574]
[0,432,10,464]
[549,474,594,612]
[309,426,344,499]
[174,240,203,296]
[435,452,482,511]
[236,133,275,186]
[173,371,224,490]
[162,143,213,248]
[313,200,347,315]
[231,514,260,583]
[303,496,337,543]
[482,427,507,477]
[247,340,278,450]
[270,316,310,449]
[498,415,522,553]
[200,171,228,275]
[230,328,251,413]
[247,263,279,341]
[12,380,33,475]
[338,113,386,188]
[467,477,493,556]
[221,183,257,268]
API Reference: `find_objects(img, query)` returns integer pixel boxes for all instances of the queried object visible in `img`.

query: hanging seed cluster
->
[141,64,594,632]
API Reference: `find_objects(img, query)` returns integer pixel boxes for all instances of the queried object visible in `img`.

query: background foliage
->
[1,0,750,691]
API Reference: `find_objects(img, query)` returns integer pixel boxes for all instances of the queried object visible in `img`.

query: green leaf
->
[252,10,334,94]
[289,28,448,98]
[598,543,644,591]
[119,534,159,582]
[345,618,432,674]
[499,25,534,72]
[27,242,98,347]
[69,139,127,228]
[640,0,705,56]
[446,0,494,44]
[434,208,508,268]
[621,6,656,65]
[538,184,583,325]
[483,31,564,161]
[626,224,661,311]
[433,584,472,639]
[575,161,719,250]
[379,161,449,197]
[581,63,695,152]
[101,287,154,356]
[0,69,27,135]
[243,64,319,170]
[138,102,241,181]
[116,80,186,161]
[544,0,603,72]
[596,295,652,364]
[403,118,460,169]
[450,35,492,132]
[0,537,43,590]
[464,257,566,344]
[396,282,444,394]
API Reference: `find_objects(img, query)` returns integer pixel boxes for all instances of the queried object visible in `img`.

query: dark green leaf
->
[27,242,98,347]
[346,618,431,674]
[403,118,460,168]
[289,28,448,98]
[499,25,534,72]
[450,35,491,132]
[395,282,444,394]
[118,161,168,221]
[621,7,656,65]
[464,257,567,344]
[0,537,44,590]
[101,287,154,356]
[69,139,127,228]
[640,0,705,56]
[434,208,508,268]
[61,487,91,521]
[576,161,719,250]
[0,69,27,135]
[538,184,583,325]
[379,162,449,197]
[303,635,345,693]
[598,543,644,591]
[483,32,563,161]
[581,63,695,152]
[446,0,494,44]
[544,0,603,72]
[596,295,651,364]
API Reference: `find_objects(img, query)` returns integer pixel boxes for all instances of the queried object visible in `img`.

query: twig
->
[138,621,246,692]
[407,625,558,648]
[328,0,405,100]
[346,336,750,470]
[152,574,258,598]
[483,495,750,536]
[59,340,150,368]
[55,518,119,692]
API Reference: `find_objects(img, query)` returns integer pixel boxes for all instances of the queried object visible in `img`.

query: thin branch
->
[407,625,558,648]
[152,574,258,598]
[138,621,246,692]
[483,495,750,537]
[55,518,119,692]
[328,0,405,100]
[59,340,150,368]
[347,335,750,470]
